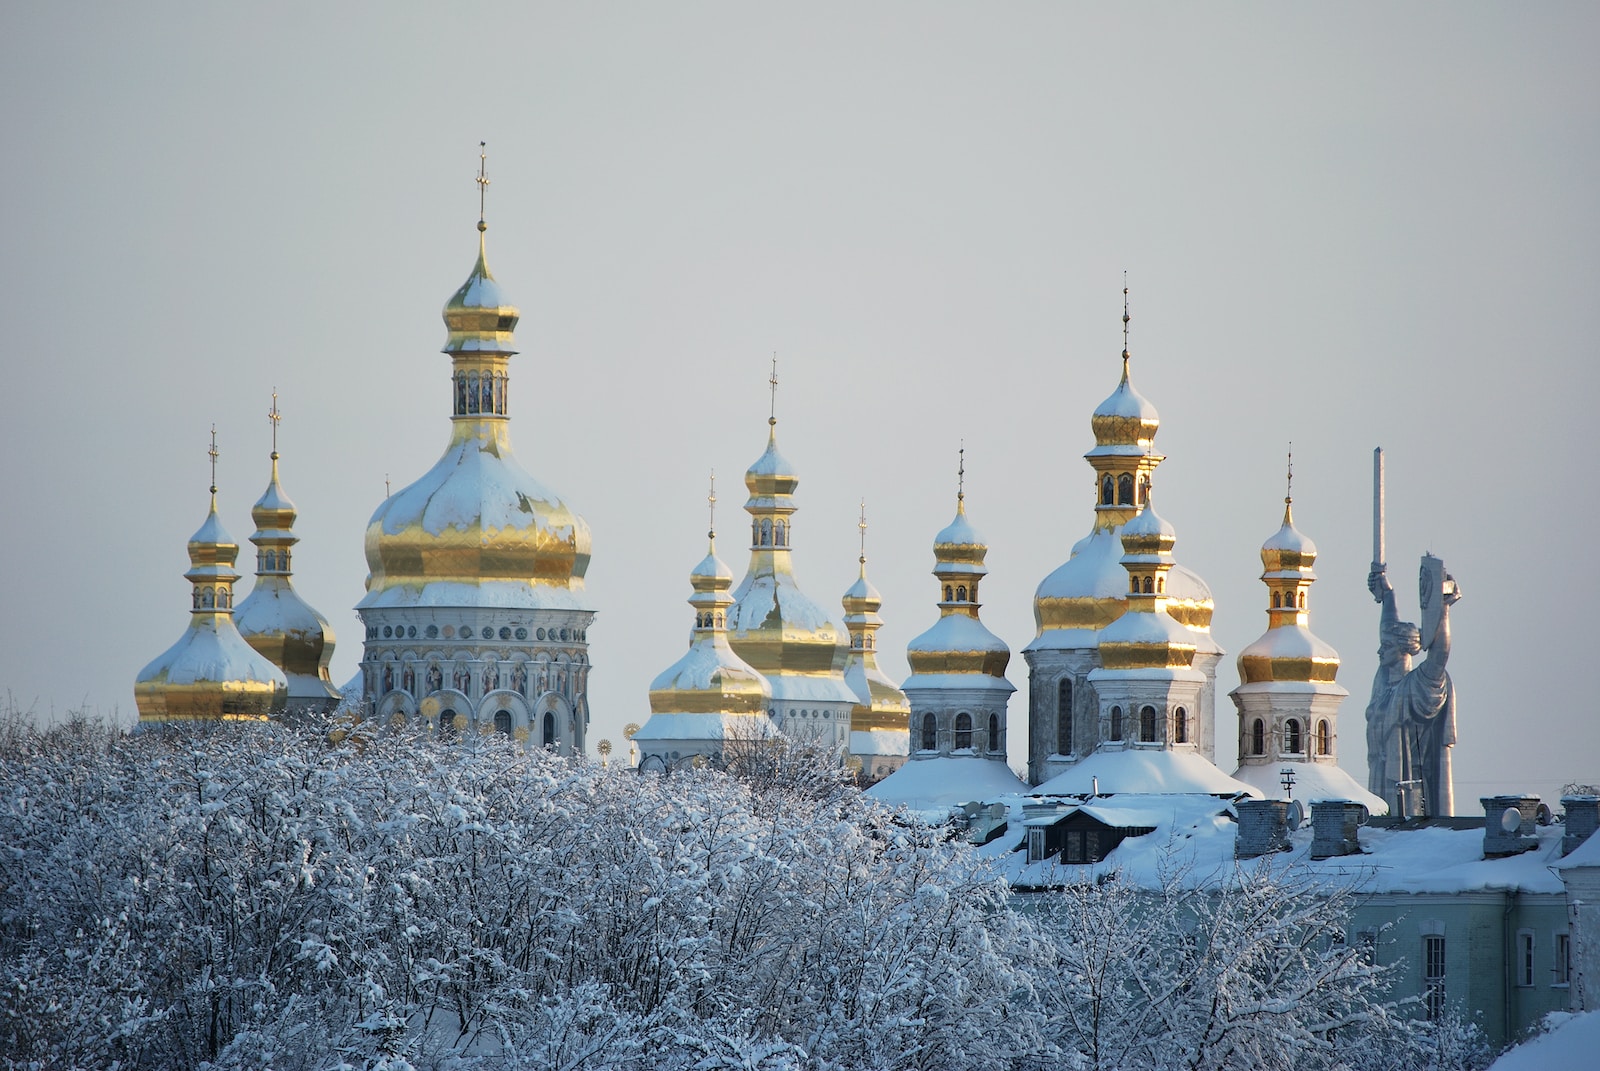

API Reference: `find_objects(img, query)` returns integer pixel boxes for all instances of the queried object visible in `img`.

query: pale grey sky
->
[2,3,1595,809]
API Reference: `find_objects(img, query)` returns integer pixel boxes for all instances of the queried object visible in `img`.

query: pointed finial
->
[476,142,490,233]
[1283,444,1295,524]
[385,473,391,498]
[858,499,868,566]
[768,353,779,427]
[957,442,966,508]
[208,425,219,496]
[707,470,717,542]
[1121,272,1131,379]
[268,389,281,460]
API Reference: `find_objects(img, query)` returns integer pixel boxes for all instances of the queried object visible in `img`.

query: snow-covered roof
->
[849,729,909,757]
[358,579,592,612]
[906,612,1009,656]
[764,673,858,704]
[1262,516,1316,558]
[647,638,768,697]
[1487,1012,1600,1071]
[1094,373,1159,424]
[866,754,1030,813]
[934,507,984,548]
[728,570,839,634]
[1034,748,1260,798]
[1555,824,1600,869]
[370,437,585,542]
[1230,761,1386,814]
[630,712,772,743]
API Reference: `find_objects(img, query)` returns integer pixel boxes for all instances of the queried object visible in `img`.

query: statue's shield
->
[1419,554,1446,649]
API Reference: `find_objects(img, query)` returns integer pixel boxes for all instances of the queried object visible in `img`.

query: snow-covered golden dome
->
[906,494,1012,681]
[1236,489,1340,685]
[357,219,592,613]
[648,529,770,717]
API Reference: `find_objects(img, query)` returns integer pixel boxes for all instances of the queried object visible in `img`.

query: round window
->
[515,627,528,640]
[383,625,393,638]
[537,627,546,640]
[499,626,511,640]
[481,626,493,639]
[425,625,438,639]
[560,628,569,641]
[407,625,417,638]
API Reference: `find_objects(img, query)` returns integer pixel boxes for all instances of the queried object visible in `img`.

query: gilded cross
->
[477,142,490,224]
[208,425,219,494]
[707,470,717,540]
[858,500,868,565]
[768,354,778,426]
[268,389,281,459]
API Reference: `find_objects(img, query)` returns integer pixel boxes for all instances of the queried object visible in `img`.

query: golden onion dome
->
[648,534,771,717]
[905,498,1012,681]
[357,224,592,613]
[1096,501,1198,672]
[136,490,286,721]
[1236,494,1340,685]
[235,452,338,704]
[1090,353,1161,453]
[842,551,911,734]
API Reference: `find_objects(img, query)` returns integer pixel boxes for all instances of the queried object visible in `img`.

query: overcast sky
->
[2,3,1595,810]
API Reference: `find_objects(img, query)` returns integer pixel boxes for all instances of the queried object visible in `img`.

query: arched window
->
[1139,704,1157,743]
[1272,591,1282,608]
[542,711,556,749]
[1251,718,1265,756]
[921,712,937,751]
[1130,576,1140,594]
[1298,591,1306,609]
[956,585,967,602]
[1174,707,1188,744]
[467,371,480,414]
[1316,719,1331,756]
[988,713,999,751]
[760,518,773,546]
[1142,576,1154,594]
[494,710,512,736]
[944,585,953,602]
[1057,678,1073,755]
[439,709,458,739]
[1110,706,1123,741]
[774,520,787,546]
[1118,473,1135,505]
[1285,718,1302,755]
[1101,474,1115,505]
[954,712,972,751]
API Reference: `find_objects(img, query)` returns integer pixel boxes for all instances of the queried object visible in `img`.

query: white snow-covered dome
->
[935,507,985,549]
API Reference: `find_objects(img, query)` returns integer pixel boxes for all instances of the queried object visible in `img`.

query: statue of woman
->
[1365,556,1460,816]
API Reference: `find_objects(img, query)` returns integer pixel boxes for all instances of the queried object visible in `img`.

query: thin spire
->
[208,425,219,496]
[768,353,779,427]
[1284,444,1295,524]
[858,499,868,566]
[956,442,966,509]
[268,389,281,460]
[476,141,490,232]
[1121,272,1131,380]
[707,470,717,543]
[385,473,391,498]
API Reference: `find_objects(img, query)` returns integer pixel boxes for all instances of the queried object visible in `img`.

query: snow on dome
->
[1230,762,1386,814]
[691,548,733,582]
[1034,748,1260,797]
[1096,602,1195,649]
[189,500,235,548]
[745,433,796,479]
[1094,373,1159,424]
[1236,622,1341,667]
[1122,502,1175,541]
[935,506,985,548]
[867,754,1031,812]
[843,570,881,603]
[1166,563,1213,603]
[1035,526,1127,603]
[1262,517,1316,558]
[906,610,1009,656]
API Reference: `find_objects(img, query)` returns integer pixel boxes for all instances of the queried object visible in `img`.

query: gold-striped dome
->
[648,534,770,716]
[1236,495,1340,684]
[905,498,1011,680]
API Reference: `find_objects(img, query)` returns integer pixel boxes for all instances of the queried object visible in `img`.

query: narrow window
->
[1424,936,1446,1020]
[1272,591,1282,608]
[760,518,772,546]
[987,713,999,751]
[1516,931,1535,987]
[956,584,967,602]
[944,585,953,602]
[774,520,787,546]
[1117,473,1134,505]
[1251,718,1265,756]
[1316,720,1331,756]
[1100,474,1114,505]
[921,712,936,751]
[1110,706,1123,741]
[954,712,972,750]
[439,709,458,739]
[1174,707,1188,744]
[1298,591,1306,609]
[494,710,512,736]
[1156,576,1164,593]
[1556,933,1571,986]
[1142,576,1154,594]
[542,711,556,749]
[1057,679,1073,755]
[1285,718,1302,755]
[1139,705,1157,743]
[467,371,480,414]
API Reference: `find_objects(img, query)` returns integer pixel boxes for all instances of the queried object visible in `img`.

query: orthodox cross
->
[707,470,717,541]
[768,354,778,426]
[477,142,490,226]
[1122,271,1132,374]
[1286,445,1294,506]
[208,425,219,495]
[858,499,868,566]
[268,389,281,460]
[957,442,966,505]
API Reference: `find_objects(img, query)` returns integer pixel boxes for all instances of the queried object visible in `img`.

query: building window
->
[1117,473,1134,505]
[1556,932,1571,986]
[1517,931,1535,987]
[494,710,512,736]
[1066,830,1084,863]
[944,584,953,602]
[1109,706,1123,741]
[1316,720,1331,756]
[1057,679,1073,755]
[1100,474,1114,505]
[439,709,458,739]
[956,584,968,602]
[542,711,556,749]
[1298,591,1306,609]
[1139,705,1157,743]
[1285,718,1302,755]
[1272,591,1282,608]
[921,712,936,751]
[954,712,972,751]
[987,713,999,751]
[1424,935,1446,1020]
[760,518,773,546]
[1174,707,1188,744]
[1251,719,1264,756]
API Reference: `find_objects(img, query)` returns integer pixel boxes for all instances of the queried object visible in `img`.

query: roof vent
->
[1310,800,1368,859]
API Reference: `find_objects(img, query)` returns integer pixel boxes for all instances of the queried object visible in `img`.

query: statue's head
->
[1384,619,1421,658]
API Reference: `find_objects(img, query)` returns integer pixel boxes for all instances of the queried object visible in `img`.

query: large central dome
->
[357,228,591,612]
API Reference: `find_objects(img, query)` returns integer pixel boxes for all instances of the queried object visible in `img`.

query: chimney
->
[1236,799,1293,859]
[1562,795,1600,857]
[1310,800,1368,859]
[1482,795,1541,858]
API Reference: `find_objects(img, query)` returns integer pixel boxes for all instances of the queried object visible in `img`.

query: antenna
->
[208,425,219,495]
[768,354,779,426]
[268,389,281,459]
[858,499,868,565]
[476,141,490,232]
[707,470,717,541]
